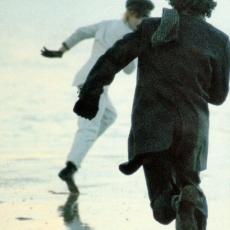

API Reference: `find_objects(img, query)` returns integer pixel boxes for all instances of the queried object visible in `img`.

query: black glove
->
[41,47,63,58]
[73,98,99,120]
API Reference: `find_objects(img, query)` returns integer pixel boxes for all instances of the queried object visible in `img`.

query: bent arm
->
[208,39,230,105]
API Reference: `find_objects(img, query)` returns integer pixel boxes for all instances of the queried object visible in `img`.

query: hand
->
[41,47,63,58]
[73,98,99,120]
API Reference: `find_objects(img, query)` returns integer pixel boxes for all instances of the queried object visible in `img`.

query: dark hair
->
[167,0,217,17]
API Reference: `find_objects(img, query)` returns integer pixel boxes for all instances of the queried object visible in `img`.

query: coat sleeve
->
[208,38,230,105]
[78,24,146,104]
[63,22,103,49]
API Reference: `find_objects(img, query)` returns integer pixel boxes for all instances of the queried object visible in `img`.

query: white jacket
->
[64,19,135,87]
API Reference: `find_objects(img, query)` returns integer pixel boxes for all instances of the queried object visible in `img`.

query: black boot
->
[176,185,198,230]
[59,162,79,194]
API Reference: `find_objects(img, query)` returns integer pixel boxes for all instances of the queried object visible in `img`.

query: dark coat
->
[79,14,230,172]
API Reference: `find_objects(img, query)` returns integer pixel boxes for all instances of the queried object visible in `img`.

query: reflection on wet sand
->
[59,194,92,230]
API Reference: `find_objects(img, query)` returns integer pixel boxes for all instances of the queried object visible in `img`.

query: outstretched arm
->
[41,22,102,58]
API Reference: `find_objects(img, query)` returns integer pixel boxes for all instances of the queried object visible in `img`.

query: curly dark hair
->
[167,0,217,17]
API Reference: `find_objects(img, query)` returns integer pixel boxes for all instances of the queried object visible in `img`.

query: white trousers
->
[67,92,117,168]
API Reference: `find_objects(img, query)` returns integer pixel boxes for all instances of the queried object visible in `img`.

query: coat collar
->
[151,8,205,46]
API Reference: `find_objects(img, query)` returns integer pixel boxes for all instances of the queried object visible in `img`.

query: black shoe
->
[176,185,198,230]
[59,162,79,194]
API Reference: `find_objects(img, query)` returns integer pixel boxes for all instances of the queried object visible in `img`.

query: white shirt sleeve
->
[63,22,102,49]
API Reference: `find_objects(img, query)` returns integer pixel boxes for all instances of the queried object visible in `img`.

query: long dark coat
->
[79,14,230,172]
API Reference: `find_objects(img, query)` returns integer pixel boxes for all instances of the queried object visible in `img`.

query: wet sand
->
[0,59,177,229]
[0,145,173,230]
[1,75,230,229]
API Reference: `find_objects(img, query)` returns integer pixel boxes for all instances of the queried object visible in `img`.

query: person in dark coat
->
[73,0,230,229]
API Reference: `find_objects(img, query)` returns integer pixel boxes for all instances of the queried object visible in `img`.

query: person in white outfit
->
[41,0,154,193]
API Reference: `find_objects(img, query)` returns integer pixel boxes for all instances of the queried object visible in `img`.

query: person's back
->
[128,13,229,172]
[135,15,229,105]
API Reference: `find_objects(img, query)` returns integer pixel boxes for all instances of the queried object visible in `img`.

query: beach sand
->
[1,66,229,229]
